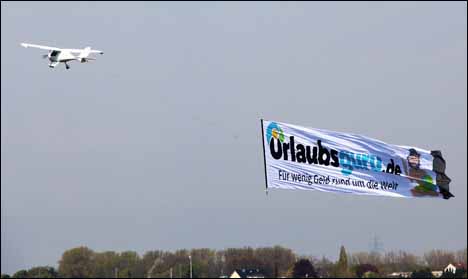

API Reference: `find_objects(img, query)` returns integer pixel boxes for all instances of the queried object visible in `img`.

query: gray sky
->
[1,1,466,274]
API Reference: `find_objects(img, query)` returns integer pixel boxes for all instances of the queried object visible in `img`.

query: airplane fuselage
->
[48,50,79,68]
[49,50,75,62]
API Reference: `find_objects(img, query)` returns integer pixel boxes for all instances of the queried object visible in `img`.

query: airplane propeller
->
[42,54,48,59]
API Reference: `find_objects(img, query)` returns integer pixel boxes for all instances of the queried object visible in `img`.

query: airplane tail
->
[78,47,92,62]
[79,47,91,59]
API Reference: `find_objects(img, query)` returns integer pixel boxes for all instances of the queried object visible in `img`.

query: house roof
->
[445,263,467,271]
[233,268,265,278]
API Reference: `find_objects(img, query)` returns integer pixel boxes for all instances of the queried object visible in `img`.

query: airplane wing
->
[67,49,104,54]
[20,43,61,51]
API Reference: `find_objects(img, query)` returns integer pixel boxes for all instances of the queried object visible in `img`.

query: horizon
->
[3,244,467,274]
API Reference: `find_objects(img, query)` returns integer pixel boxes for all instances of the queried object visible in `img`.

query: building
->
[229,269,265,278]
[388,271,412,278]
[444,263,467,274]
[388,270,445,278]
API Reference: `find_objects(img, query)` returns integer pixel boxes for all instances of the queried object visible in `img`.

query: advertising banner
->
[261,120,453,199]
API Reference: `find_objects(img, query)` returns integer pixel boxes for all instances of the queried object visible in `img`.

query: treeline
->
[1,246,466,278]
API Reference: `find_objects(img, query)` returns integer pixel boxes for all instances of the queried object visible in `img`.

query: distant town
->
[1,246,466,278]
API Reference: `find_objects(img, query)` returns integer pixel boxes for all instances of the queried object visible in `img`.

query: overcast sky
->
[1,1,466,274]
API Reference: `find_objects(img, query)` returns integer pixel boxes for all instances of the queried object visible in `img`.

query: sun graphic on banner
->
[266,122,285,143]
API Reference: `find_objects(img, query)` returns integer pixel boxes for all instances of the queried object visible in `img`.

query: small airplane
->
[20,43,104,69]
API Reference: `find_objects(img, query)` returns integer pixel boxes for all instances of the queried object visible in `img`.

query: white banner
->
[261,120,453,199]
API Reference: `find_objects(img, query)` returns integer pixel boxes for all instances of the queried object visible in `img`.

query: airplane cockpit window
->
[50,50,60,56]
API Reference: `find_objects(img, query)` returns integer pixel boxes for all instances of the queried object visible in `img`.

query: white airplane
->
[20,43,104,69]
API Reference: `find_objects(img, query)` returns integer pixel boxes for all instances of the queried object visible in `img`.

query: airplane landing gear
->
[65,63,70,70]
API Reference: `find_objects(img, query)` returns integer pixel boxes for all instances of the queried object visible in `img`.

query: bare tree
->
[424,249,455,270]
